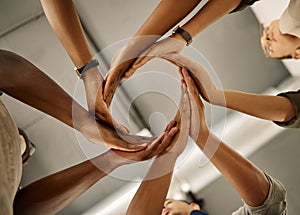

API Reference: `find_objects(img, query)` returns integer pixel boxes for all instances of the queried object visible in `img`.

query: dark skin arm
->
[0,49,152,151]
[13,124,179,215]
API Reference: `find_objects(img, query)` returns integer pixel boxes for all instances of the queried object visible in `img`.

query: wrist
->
[105,150,131,168]
[171,26,193,46]
[211,88,226,106]
[72,104,94,132]
[127,37,154,55]
[91,150,123,173]
[74,59,100,79]
[196,127,210,150]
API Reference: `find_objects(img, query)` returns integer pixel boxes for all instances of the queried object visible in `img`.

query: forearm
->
[40,0,93,67]
[0,50,91,130]
[135,0,201,37]
[127,155,177,215]
[223,90,296,122]
[181,0,242,38]
[14,151,119,215]
[196,132,269,207]
[130,0,201,53]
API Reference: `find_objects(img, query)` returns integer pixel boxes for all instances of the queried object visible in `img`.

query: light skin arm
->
[40,0,92,67]
[103,0,242,104]
[40,0,122,128]
[164,53,296,123]
[182,68,270,207]
[13,125,179,215]
[223,90,296,122]
[127,83,191,215]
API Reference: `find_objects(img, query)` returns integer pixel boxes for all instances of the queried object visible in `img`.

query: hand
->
[82,66,129,133]
[79,115,155,151]
[103,41,145,106]
[159,81,191,158]
[103,37,185,106]
[109,120,179,165]
[162,53,222,104]
[181,67,209,143]
[127,36,185,78]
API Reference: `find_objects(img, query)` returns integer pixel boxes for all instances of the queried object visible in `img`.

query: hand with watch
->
[74,59,130,134]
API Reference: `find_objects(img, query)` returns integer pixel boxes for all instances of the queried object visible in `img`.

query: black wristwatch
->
[74,59,100,77]
[172,26,193,46]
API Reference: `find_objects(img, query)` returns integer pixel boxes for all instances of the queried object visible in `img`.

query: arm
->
[0,49,150,151]
[223,90,296,122]
[127,83,191,214]
[40,0,120,128]
[13,151,115,215]
[103,0,242,104]
[182,68,269,207]
[13,126,179,215]
[40,0,92,67]
[164,53,296,123]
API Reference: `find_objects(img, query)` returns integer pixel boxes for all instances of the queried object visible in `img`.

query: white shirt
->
[280,0,300,38]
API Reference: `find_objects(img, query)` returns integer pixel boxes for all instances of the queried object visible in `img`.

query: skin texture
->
[260,20,300,59]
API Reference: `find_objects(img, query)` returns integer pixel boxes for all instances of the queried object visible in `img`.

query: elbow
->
[281,99,296,123]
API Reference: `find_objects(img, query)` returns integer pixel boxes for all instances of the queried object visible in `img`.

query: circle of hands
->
[80,37,216,165]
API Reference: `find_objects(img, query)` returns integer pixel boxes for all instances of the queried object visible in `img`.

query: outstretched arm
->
[13,151,114,215]
[0,49,152,151]
[0,49,89,130]
[40,0,92,67]
[182,68,269,207]
[40,0,120,127]
[164,53,296,123]
[127,83,191,215]
[103,0,243,104]
[13,125,179,215]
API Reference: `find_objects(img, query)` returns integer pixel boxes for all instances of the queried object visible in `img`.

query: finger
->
[117,141,148,152]
[182,68,195,90]
[164,119,177,132]
[158,125,181,156]
[148,130,176,157]
[143,132,167,158]
[131,55,154,70]
[124,67,137,78]
[114,124,130,134]
[162,127,179,145]
[178,67,184,79]
[103,68,119,101]
[118,133,155,145]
